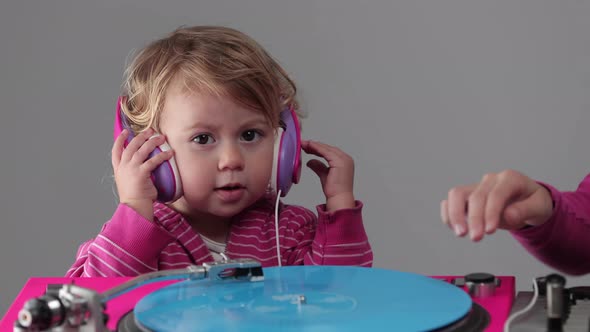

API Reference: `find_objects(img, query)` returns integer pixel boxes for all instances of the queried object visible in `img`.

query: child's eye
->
[241,130,262,142]
[192,134,215,145]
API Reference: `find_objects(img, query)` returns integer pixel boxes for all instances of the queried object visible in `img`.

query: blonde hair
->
[121,26,300,133]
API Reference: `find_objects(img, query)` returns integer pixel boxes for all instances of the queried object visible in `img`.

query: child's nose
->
[218,143,244,171]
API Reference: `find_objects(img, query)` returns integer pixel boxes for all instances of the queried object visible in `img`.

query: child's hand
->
[301,140,355,211]
[440,169,554,241]
[112,128,174,221]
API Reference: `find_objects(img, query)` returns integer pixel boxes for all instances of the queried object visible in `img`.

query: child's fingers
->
[446,185,473,237]
[302,140,338,156]
[302,140,350,165]
[112,129,129,169]
[121,128,154,163]
[131,135,167,165]
[466,178,495,241]
[140,149,175,173]
[484,180,517,233]
[306,159,329,186]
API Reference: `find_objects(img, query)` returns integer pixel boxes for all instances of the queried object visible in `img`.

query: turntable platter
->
[133,266,472,331]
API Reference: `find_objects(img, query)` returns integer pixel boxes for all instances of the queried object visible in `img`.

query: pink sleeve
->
[511,174,590,275]
[309,201,373,266]
[279,201,372,267]
[65,204,174,277]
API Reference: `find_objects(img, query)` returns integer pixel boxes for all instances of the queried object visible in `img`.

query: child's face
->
[160,83,275,220]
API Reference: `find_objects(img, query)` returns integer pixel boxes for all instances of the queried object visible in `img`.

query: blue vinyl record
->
[133,266,472,332]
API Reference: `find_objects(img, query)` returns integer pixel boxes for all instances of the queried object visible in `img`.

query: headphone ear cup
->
[114,97,182,203]
[272,107,302,197]
[270,127,284,195]
[148,137,183,203]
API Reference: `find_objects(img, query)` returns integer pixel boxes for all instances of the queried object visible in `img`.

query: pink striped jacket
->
[66,199,372,277]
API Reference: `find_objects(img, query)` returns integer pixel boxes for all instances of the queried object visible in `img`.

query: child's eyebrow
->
[182,118,269,133]
[240,118,270,128]
[184,122,221,132]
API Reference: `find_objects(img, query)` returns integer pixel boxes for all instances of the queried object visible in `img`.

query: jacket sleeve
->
[511,173,590,275]
[279,201,373,267]
[65,204,174,277]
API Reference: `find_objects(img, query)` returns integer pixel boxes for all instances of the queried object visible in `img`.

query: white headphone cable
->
[274,190,282,267]
[503,277,539,332]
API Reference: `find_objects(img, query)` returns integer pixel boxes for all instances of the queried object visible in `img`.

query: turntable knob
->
[459,273,499,298]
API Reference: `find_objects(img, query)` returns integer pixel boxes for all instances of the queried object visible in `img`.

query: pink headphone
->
[113,97,302,202]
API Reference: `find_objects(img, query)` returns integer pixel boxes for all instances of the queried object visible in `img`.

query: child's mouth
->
[215,184,246,202]
[216,184,244,191]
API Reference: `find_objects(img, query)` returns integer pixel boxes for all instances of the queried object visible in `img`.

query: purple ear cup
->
[147,141,182,202]
[113,97,182,203]
[276,106,302,196]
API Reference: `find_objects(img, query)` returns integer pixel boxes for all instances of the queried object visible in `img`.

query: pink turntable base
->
[432,275,515,332]
[1,275,515,331]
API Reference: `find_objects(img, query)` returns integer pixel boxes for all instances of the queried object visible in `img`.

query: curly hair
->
[121,25,300,133]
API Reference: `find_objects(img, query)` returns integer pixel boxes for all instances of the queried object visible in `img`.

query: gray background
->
[2,0,590,318]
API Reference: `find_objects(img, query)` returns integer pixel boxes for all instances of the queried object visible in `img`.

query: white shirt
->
[200,235,227,262]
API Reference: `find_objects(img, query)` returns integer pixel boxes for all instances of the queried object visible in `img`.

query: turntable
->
[1,259,516,331]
